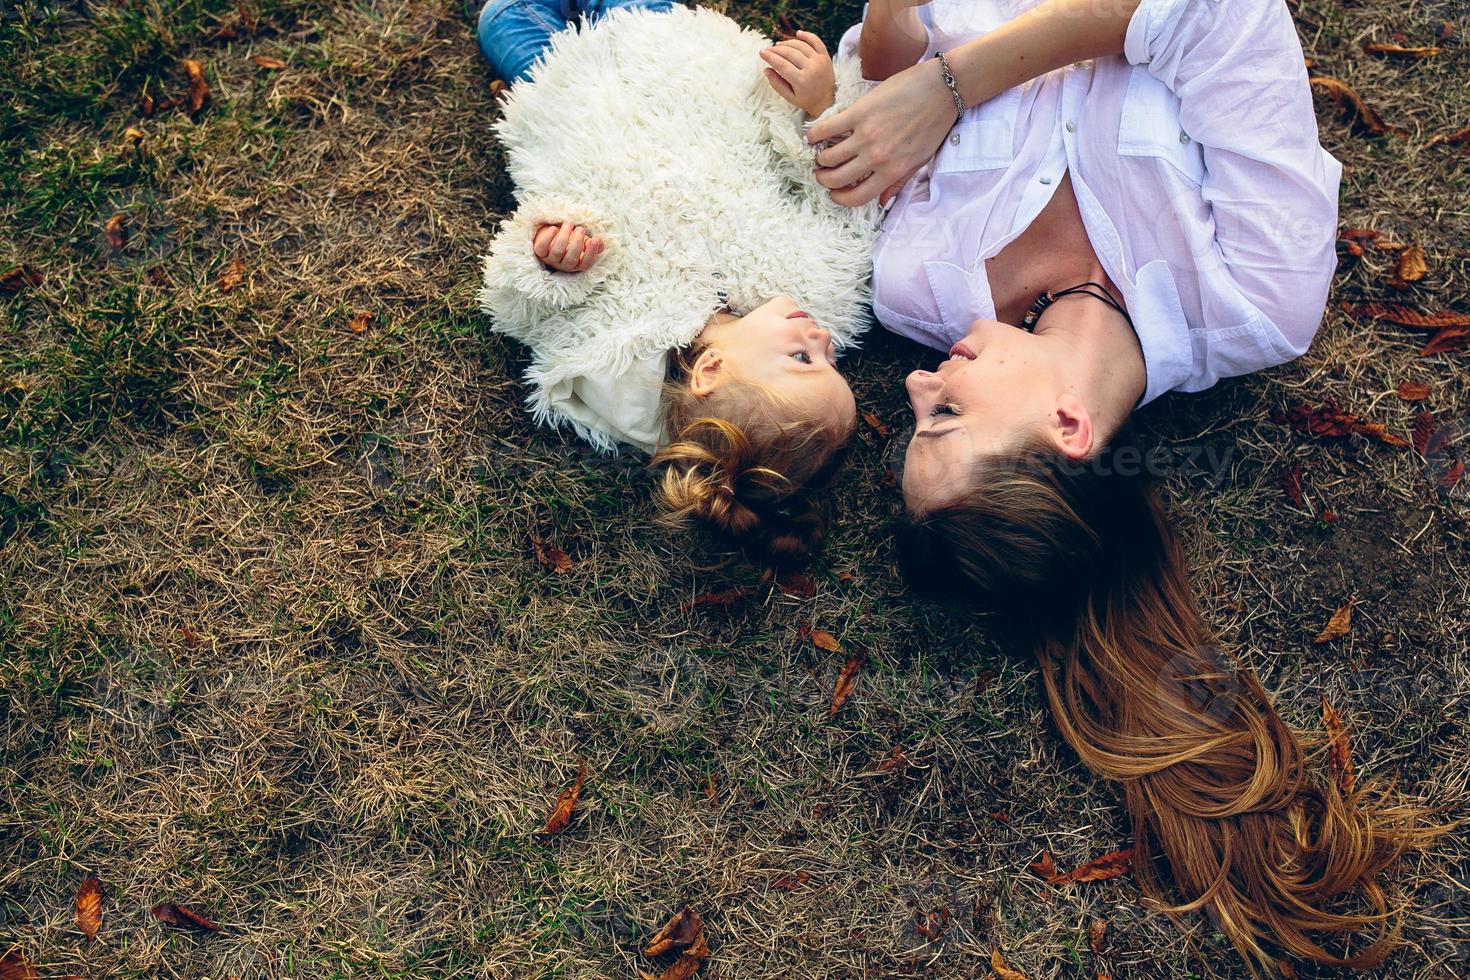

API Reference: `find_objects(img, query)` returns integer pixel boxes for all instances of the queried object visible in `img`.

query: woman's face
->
[902,319,1062,511]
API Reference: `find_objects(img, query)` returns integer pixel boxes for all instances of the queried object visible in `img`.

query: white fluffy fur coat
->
[478,5,880,452]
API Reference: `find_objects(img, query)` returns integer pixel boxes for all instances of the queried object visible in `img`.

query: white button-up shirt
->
[838,0,1341,404]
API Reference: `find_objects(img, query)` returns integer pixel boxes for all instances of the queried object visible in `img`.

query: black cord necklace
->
[1021,281,1132,331]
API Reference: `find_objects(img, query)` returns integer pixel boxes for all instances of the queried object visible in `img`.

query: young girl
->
[475,2,881,567]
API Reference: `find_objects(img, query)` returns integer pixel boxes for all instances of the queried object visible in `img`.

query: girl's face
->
[694,296,855,432]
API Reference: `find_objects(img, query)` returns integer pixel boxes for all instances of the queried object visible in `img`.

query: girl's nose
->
[807,325,831,345]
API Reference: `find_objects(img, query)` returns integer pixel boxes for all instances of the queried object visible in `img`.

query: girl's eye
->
[791,351,812,364]
[929,403,958,418]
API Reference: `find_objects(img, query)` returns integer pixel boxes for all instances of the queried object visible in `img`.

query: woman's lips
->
[949,341,977,360]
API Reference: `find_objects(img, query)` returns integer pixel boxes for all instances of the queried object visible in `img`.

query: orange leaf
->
[123,126,146,146]
[645,907,704,957]
[653,930,708,980]
[1309,77,1406,137]
[775,571,816,598]
[990,949,1029,980]
[1426,125,1470,148]
[1282,403,1409,448]
[0,950,38,980]
[347,310,373,334]
[1276,958,1299,979]
[1362,41,1440,59]
[104,213,127,250]
[1395,245,1427,284]
[878,746,909,772]
[1028,851,1058,880]
[538,760,587,836]
[1420,327,1470,356]
[75,876,102,941]
[1396,381,1431,401]
[809,628,842,653]
[251,54,287,70]
[1346,302,1470,330]
[182,59,210,113]
[1338,228,1380,244]
[1412,411,1436,456]
[828,649,865,719]
[218,256,247,293]
[861,411,891,440]
[703,772,717,805]
[772,870,811,891]
[0,265,43,295]
[1313,601,1354,644]
[150,902,219,931]
[681,587,750,613]
[1322,697,1357,792]
[1088,917,1108,954]
[531,534,574,574]
[1281,463,1305,508]
[1048,848,1136,885]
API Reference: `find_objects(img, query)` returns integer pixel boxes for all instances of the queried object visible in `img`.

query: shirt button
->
[1179,131,1191,143]
[949,132,960,146]
[1039,176,1052,185]
[1065,121,1076,133]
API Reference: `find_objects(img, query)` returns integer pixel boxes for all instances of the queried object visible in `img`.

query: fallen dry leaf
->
[538,760,587,836]
[0,950,38,980]
[775,571,816,598]
[179,625,202,649]
[146,265,170,287]
[681,587,751,613]
[1088,917,1108,954]
[1281,404,1410,448]
[1313,601,1354,644]
[123,126,146,146]
[489,79,508,100]
[651,930,708,980]
[182,59,210,113]
[150,902,219,931]
[1281,463,1305,509]
[1437,459,1465,492]
[347,310,373,334]
[991,949,1029,980]
[1420,327,1470,356]
[0,265,43,294]
[104,213,127,250]
[645,907,704,957]
[250,54,287,70]
[828,649,865,719]
[1396,381,1431,401]
[703,773,717,805]
[878,745,909,772]
[808,628,842,653]
[1426,125,1470,149]
[1040,848,1136,885]
[1413,411,1436,457]
[1028,851,1059,880]
[75,876,102,941]
[1322,697,1357,792]
[1394,244,1427,284]
[1345,302,1470,330]
[1362,41,1440,59]
[531,534,574,574]
[1277,958,1299,979]
[1309,76,1406,137]
[218,256,247,293]
[861,411,892,440]
[772,870,811,891]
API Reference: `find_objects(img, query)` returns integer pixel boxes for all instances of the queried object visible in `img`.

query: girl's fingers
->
[795,30,826,55]
[532,224,558,258]
[761,48,802,84]
[763,66,795,99]
[547,219,574,265]
[576,237,601,272]
[563,226,586,268]
[779,37,815,62]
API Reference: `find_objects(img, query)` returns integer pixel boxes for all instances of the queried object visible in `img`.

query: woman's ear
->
[689,347,724,396]
[1051,394,1094,460]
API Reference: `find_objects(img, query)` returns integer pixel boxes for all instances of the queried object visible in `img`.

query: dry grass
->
[1,1,1467,977]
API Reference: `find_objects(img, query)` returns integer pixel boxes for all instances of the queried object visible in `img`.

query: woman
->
[820,0,1441,972]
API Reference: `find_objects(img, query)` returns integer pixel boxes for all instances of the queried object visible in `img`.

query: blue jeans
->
[477,0,676,82]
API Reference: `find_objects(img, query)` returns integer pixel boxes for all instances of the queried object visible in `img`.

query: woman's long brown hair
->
[900,433,1441,973]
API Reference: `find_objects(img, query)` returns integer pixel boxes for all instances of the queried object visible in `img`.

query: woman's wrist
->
[859,0,930,81]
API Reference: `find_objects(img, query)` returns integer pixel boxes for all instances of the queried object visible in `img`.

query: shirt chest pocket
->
[1117,68,1205,185]
[933,87,1021,174]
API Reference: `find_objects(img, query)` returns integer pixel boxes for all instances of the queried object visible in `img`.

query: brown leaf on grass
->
[146,265,170,287]
[828,649,865,719]
[250,54,287,70]
[123,126,146,146]
[104,213,127,250]
[1437,459,1465,492]
[1345,302,1470,330]
[150,902,219,931]
[1394,245,1428,284]
[1420,327,1470,356]
[681,587,750,613]
[861,411,891,440]
[1322,697,1357,792]
[877,745,909,772]
[1426,125,1470,149]
[1339,228,1380,244]
[1396,381,1431,401]
[652,930,708,980]
[1088,917,1108,954]
[1309,77,1406,137]
[179,625,202,649]
[347,310,373,334]
[1282,404,1410,448]
[1276,958,1299,979]
[772,870,812,891]
[1028,851,1059,880]
[0,950,38,980]
[1312,601,1354,644]
[808,628,842,653]
[1412,411,1436,456]
[645,907,704,957]
[489,79,508,101]
[775,571,815,598]
[537,760,587,836]
[218,256,247,293]
[182,59,210,113]
[0,265,43,294]
[1049,848,1136,885]
[1362,41,1441,59]
[703,772,717,805]
[531,534,573,574]
[990,949,1029,980]
[75,876,102,941]
[1281,463,1305,508]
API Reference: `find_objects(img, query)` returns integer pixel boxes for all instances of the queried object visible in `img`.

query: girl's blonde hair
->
[651,339,855,570]
[900,432,1445,974]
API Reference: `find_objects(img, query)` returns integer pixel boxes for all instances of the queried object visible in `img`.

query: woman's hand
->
[532,220,601,273]
[760,31,836,119]
[806,56,957,207]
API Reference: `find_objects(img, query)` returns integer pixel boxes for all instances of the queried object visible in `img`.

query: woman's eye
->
[929,403,957,418]
[791,351,812,364]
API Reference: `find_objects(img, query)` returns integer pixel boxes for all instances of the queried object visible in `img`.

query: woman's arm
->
[858,0,931,81]
[809,0,1142,206]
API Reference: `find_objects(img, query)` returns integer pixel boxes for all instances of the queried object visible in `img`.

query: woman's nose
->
[905,369,941,399]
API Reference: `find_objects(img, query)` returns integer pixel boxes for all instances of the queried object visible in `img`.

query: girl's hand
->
[760,30,836,118]
[806,55,956,206]
[532,220,601,273]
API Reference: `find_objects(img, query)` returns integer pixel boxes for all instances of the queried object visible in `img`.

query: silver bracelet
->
[934,51,967,120]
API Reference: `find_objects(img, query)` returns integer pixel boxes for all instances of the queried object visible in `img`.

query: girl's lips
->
[786,310,811,320]
[949,341,977,360]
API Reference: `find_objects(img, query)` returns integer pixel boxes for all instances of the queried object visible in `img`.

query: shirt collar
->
[1127,259,1195,405]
